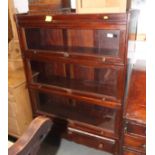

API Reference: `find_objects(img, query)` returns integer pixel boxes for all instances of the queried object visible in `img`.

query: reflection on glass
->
[35,91,116,131]
[25,28,120,56]
[31,60,118,97]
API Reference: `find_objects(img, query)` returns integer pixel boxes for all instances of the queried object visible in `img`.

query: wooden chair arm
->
[8,116,52,155]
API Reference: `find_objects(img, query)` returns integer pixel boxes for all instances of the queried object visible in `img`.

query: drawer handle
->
[102,57,106,62]
[103,16,109,20]
[64,52,70,58]
[45,15,52,22]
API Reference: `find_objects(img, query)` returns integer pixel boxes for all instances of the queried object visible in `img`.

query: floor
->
[9,137,112,155]
[37,137,112,155]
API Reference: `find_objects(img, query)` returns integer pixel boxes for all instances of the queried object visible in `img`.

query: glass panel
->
[35,91,116,132]
[30,60,118,98]
[25,28,120,56]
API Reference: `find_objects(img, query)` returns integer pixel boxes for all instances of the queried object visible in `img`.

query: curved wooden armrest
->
[9,116,52,155]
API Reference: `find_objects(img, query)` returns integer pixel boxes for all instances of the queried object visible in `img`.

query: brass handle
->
[103,16,109,20]
[64,52,70,58]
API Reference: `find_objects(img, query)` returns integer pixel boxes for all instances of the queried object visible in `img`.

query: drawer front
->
[125,121,146,137]
[68,120,116,139]
[24,27,126,64]
[124,134,146,152]
[65,127,116,154]
[17,13,128,25]
[123,149,146,155]
[29,59,125,101]
[31,90,120,136]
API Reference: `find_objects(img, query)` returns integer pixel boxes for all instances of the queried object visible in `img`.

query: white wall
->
[71,0,76,8]
[13,0,28,13]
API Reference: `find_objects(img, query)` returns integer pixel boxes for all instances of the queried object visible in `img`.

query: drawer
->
[124,134,146,152]
[31,90,120,136]
[65,127,116,154]
[125,121,146,137]
[123,148,146,155]
[29,59,125,102]
[24,27,126,64]
[17,13,128,25]
[68,120,116,139]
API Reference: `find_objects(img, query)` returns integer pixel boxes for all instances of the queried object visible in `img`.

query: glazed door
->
[28,59,124,102]
[24,27,126,64]
[30,89,120,136]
